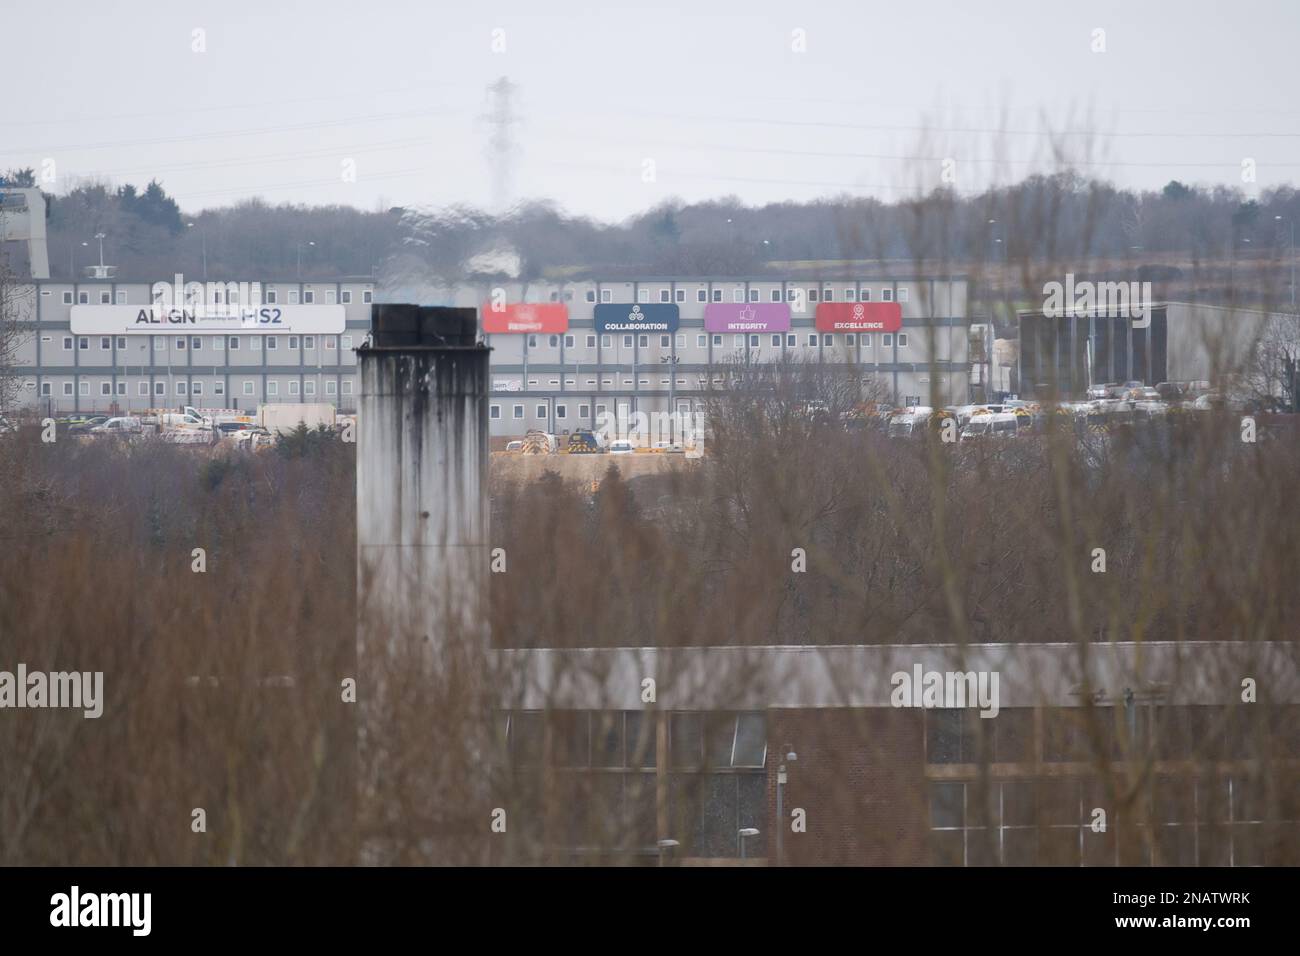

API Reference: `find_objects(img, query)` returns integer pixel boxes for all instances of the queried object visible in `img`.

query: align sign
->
[481,302,569,334]
[704,302,790,333]
[70,305,346,335]
[594,303,679,333]
[815,302,902,333]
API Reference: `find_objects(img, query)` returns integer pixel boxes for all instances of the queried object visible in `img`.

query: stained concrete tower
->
[355,305,492,863]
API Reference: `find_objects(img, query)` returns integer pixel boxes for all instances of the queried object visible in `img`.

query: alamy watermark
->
[1043,273,1154,329]
[0,664,103,718]
[890,664,1000,718]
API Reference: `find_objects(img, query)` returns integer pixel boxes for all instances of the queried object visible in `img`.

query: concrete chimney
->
[355,304,492,862]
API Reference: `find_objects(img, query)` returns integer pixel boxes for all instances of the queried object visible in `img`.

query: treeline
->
[5,166,1299,282]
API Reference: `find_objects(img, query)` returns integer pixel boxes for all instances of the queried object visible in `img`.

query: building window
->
[326,290,337,304]
[341,335,353,349]
[599,289,611,303]
[192,382,203,396]
[116,336,127,349]
[116,382,126,396]
[228,336,240,350]
[824,334,834,346]
[341,290,352,304]
[769,289,780,303]
[846,334,856,346]
[266,337,278,350]
[267,382,279,396]
[304,336,315,349]
[490,405,501,420]
[585,290,596,303]
[100,382,111,396]
[304,290,315,304]
[862,334,872,348]
[548,335,559,348]
[62,336,73,351]
[623,335,633,349]
[363,290,373,304]
[325,337,336,350]
[772,334,782,348]
[786,334,797,348]
[711,289,722,303]
[342,380,353,395]
[192,337,202,351]
[578,404,589,418]
[243,381,255,396]
[712,335,723,347]
[513,405,524,419]
[585,335,596,348]
[326,380,337,395]
[898,333,908,348]
[555,404,567,419]
[659,289,670,303]
[660,335,670,348]
[809,289,819,302]
[637,289,649,303]
[177,382,187,395]
[100,291,111,304]
[41,382,51,396]
[214,382,225,396]
[78,292,89,304]
[305,381,316,396]
[63,291,74,304]
[63,382,73,396]
[882,288,894,302]
[882,334,893,347]
[697,334,708,348]
[846,289,857,301]
[823,288,834,301]
[154,382,165,396]
[898,288,910,302]
[564,334,575,349]
[289,336,299,349]
[746,289,758,302]
[600,335,612,349]
[78,337,89,350]
[733,288,744,303]
[536,404,547,418]
[696,289,707,303]
[176,337,187,351]
[289,381,300,395]
[808,334,819,347]
[266,289,278,304]
[861,288,872,302]
[734,335,745,348]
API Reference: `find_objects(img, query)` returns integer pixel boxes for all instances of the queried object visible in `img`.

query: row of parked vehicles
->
[52,403,343,449]
[503,428,691,456]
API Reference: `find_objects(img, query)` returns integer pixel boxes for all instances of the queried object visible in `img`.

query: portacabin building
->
[5,273,972,427]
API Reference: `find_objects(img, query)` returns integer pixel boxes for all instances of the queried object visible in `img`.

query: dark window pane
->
[967,828,997,866]
[590,774,624,848]
[734,713,768,767]
[1039,826,1081,866]
[1082,825,1116,866]
[706,713,736,768]
[737,774,767,858]
[931,782,964,828]
[1154,824,1196,866]
[1043,709,1085,762]
[512,712,544,768]
[1002,780,1037,827]
[1002,827,1037,866]
[1154,776,1195,823]
[1037,778,1081,826]
[1232,823,1264,866]
[626,712,657,769]
[694,775,739,858]
[553,711,590,768]
[994,709,1034,763]
[671,713,704,769]
[930,829,963,866]
[592,712,624,768]
[927,710,964,763]
[627,774,657,848]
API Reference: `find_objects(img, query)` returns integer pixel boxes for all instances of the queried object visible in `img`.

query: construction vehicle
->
[520,429,557,455]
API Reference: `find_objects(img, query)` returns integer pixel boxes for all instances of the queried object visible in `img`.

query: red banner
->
[815,302,902,333]
[481,302,569,334]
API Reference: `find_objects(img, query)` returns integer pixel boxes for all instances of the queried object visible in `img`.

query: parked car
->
[504,440,524,452]
[67,416,109,433]
[90,416,144,435]
[654,441,684,454]
[609,439,635,455]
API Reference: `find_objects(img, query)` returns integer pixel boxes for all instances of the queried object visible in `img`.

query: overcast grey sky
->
[5,0,1299,220]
